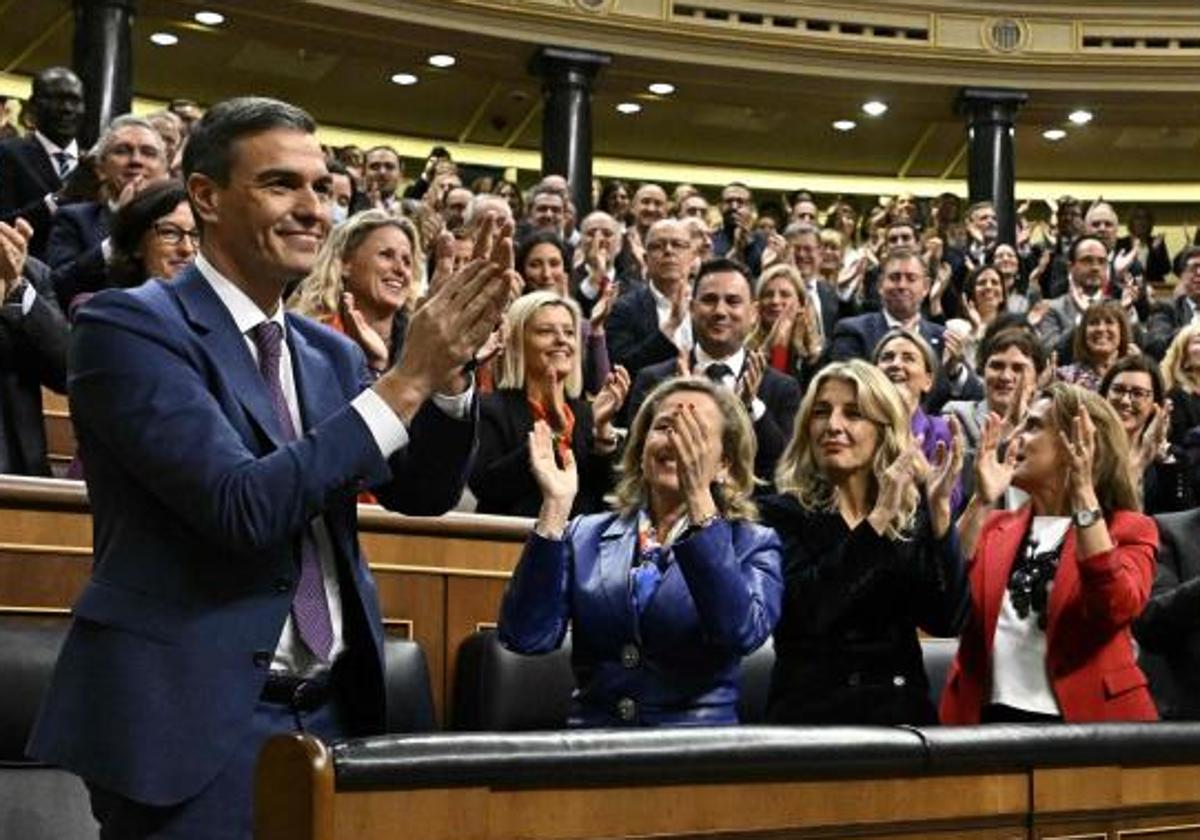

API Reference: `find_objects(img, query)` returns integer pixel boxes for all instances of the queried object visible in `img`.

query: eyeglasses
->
[154,223,200,246]
[1108,384,1154,403]
[646,238,691,253]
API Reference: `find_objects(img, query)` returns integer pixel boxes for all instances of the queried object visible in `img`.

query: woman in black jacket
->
[470,291,628,517]
[761,360,968,725]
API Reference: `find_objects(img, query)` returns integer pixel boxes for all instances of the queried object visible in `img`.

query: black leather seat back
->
[452,630,573,730]
[920,638,958,710]
[0,616,68,763]
[382,636,436,733]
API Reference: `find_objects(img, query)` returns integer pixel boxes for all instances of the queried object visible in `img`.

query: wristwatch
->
[1072,508,1102,529]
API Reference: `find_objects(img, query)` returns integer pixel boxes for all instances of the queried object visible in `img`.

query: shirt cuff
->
[17,281,35,315]
[44,193,57,214]
[431,381,475,420]
[749,397,767,422]
[101,237,113,263]
[351,387,410,459]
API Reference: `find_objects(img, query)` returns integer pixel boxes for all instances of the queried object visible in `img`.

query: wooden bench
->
[254,724,1200,840]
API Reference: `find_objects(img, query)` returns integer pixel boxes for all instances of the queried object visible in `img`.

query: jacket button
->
[616,697,637,722]
[252,650,272,668]
[893,675,907,687]
[273,577,292,593]
[620,644,640,669]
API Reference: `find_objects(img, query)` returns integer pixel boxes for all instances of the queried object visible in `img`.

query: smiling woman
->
[761,359,968,725]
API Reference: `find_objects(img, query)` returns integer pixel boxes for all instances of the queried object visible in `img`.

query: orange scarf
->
[527,395,575,465]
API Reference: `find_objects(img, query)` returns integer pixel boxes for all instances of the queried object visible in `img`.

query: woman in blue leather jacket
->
[498,376,783,726]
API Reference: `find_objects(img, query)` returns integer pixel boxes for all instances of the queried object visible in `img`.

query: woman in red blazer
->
[941,382,1158,723]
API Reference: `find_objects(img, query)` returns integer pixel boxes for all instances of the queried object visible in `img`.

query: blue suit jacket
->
[27,265,475,805]
[46,200,111,309]
[499,513,782,726]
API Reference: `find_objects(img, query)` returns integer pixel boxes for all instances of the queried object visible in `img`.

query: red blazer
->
[940,506,1158,723]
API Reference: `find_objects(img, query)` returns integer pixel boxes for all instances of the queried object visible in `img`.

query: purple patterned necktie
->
[250,321,333,661]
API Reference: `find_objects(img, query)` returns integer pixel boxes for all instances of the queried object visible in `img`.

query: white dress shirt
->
[196,253,471,675]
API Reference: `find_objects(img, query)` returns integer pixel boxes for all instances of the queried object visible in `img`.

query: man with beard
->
[1035,234,1111,353]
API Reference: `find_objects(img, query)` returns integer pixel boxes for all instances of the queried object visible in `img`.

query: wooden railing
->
[0,475,530,725]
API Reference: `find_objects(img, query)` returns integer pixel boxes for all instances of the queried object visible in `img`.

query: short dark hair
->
[515,230,566,278]
[963,264,1006,304]
[1100,353,1165,406]
[981,325,1046,374]
[1068,234,1108,263]
[364,145,400,163]
[1073,300,1131,365]
[882,246,926,277]
[109,180,191,287]
[182,96,315,186]
[694,256,751,290]
[325,158,349,177]
[1174,245,1200,275]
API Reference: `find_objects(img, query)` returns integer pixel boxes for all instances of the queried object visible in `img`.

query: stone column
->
[957,88,1028,246]
[72,0,136,148]
[529,46,611,217]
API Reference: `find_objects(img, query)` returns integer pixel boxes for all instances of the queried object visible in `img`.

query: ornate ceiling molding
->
[323,0,1200,90]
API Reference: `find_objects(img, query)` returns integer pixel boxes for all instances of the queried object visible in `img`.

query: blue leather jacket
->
[499,512,783,726]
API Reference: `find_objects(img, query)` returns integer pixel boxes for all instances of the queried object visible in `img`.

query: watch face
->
[1075,509,1100,527]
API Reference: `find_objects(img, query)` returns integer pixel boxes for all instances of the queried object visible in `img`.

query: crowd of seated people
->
[3,66,1200,741]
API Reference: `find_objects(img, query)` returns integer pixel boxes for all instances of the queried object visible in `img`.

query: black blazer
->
[0,135,63,259]
[0,257,68,475]
[1135,510,1200,719]
[1145,297,1194,360]
[606,284,680,380]
[759,494,968,726]
[469,388,613,518]
[46,201,112,309]
[626,354,800,484]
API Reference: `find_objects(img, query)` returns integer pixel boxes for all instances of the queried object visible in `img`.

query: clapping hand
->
[868,447,924,537]
[340,292,389,371]
[1059,407,1100,511]
[592,366,630,436]
[1131,400,1172,475]
[738,349,765,409]
[666,401,722,519]
[975,412,1020,506]
[589,278,618,334]
[925,417,965,538]
[0,219,32,299]
[529,420,577,537]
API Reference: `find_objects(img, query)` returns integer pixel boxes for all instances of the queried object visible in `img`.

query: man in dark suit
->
[608,218,694,383]
[709,183,766,277]
[0,67,84,260]
[831,247,981,412]
[628,258,800,482]
[785,221,851,339]
[1135,510,1200,720]
[0,218,68,475]
[27,97,515,838]
[46,114,167,309]
[1145,246,1199,360]
[570,210,625,318]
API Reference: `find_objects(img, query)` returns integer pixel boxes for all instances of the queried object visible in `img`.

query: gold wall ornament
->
[573,0,615,14]
[984,17,1029,54]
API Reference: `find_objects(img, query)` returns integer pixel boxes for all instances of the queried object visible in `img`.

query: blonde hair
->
[1161,322,1200,393]
[289,210,423,319]
[610,377,758,521]
[1036,383,1141,514]
[775,360,919,540]
[746,263,806,355]
[498,292,583,398]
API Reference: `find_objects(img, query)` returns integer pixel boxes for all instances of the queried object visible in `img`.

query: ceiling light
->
[390,73,419,86]
[648,82,675,96]
[193,11,225,25]
[616,102,642,115]
[149,32,179,46]
[1068,109,1093,125]
[428,54,456,68]
[832,119,857,132]
[861,100,888,117]
[1042,128,1067,141]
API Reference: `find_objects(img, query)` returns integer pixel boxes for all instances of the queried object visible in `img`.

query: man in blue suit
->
[830,247,981,411]
[28,97,515,838]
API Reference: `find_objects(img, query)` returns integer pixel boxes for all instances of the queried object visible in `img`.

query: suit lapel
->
[597,514,637,633]
[172,266,286,448]
[25,137,60,192]
[287,317,343,433]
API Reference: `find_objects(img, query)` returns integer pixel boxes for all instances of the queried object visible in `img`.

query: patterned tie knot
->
[705,362,733,384]
[53,151,71,177]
